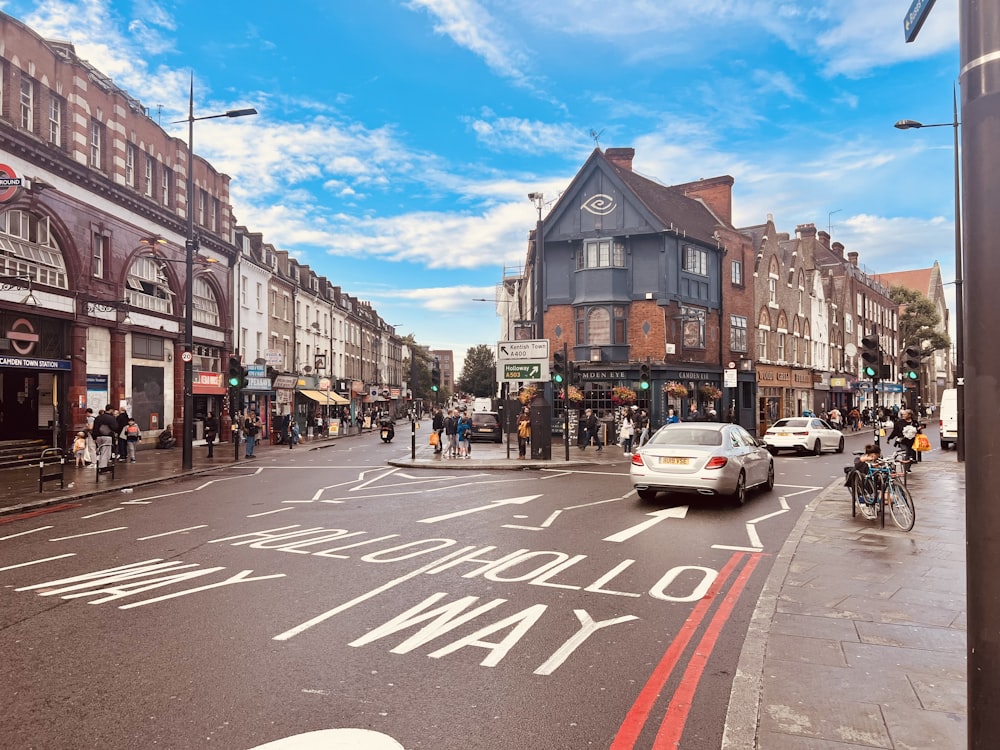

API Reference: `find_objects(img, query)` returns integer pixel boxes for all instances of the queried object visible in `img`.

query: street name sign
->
[903,0,937,43]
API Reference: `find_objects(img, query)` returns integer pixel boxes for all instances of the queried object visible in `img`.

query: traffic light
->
[903,346,920,380]
[860,334,880,381]
[430,358,441,392]
[552,350,565,383]
[227,355,243,389]
[639,363,651,390]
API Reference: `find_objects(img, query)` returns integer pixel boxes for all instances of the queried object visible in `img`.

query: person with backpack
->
[432,408,445,454]
[124,417,141,462]
[444,409,459,458]
[457,412,473,458]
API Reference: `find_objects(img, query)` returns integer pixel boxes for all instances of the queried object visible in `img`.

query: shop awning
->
[297,389,349,405]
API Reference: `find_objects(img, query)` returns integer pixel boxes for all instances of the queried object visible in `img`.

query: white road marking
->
[247,508,294,517]
[0,553,75,571]
[248,728,404,749]
[49,527,127,541]
[604,506,690,543]
[0,526,53,540]
[136,525,208,540]
[81,508,122,519]
[503,510,563,531]
[418,495,542,524]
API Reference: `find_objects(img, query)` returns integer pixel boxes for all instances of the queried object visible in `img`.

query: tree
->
[457,344,497,397]
[890,286,951,355]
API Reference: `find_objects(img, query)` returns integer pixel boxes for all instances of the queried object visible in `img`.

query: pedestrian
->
[687,403,700,422]
[888,408,918,472]
[444,409,459,458]
[341,406,350,435]
[848,406,861,432]
[432,408,445,454]
[516,407,531,459]
[92,405,118,469]
[116,409,130,461]
[204,411,218,458]
[457,412,473,458]
[72,431,88,467]
[638,408,654,446]
[124,417,141,462]
[244,410,261,458]
[580,408,603,451]
[828,406,843,431]
[619,407,635,455]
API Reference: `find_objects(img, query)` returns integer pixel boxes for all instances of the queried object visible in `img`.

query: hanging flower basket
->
[699,384,723,401]
[663,381,689,398]
[611,385,637,405]
[560,385,584,404]
[518,384,539,404]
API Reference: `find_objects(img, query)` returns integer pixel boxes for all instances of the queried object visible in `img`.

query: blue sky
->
[1,0,961,365]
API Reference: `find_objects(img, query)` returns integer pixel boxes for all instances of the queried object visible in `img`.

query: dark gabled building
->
[524,147,756,429]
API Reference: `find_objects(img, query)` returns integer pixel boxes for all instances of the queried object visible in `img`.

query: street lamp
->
[894,85,963,461]
[176,75,257,471]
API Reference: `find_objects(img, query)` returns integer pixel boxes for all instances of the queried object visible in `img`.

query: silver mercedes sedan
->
[629,422,774,506]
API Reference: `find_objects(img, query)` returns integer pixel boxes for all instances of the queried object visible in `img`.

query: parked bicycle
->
[845,448,916,531]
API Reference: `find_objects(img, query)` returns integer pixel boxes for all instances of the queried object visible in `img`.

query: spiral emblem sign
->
[0,164,23,203]
[581,193,616,216]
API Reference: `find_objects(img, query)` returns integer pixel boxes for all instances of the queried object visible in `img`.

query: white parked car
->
[763,417,845,456]
[629,422,774,506]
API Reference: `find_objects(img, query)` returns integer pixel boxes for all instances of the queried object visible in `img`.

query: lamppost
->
[894,84,963,461]
[176,75,256,470]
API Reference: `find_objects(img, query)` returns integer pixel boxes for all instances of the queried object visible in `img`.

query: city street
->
[0,424,875,750]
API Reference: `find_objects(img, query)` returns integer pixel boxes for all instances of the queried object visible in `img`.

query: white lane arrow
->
[418,495,542,524]
[603,506,689,543]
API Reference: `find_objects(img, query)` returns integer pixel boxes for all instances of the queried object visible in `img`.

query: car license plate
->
[659,456,689,465]
[478,428,491,432]
[778,432,789,436]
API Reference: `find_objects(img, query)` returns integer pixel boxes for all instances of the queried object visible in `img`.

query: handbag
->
[429,431,439,447]
[913,433,932,452]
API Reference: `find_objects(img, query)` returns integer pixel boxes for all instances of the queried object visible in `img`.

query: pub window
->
[731,259,743,286]
[580,239,625,269]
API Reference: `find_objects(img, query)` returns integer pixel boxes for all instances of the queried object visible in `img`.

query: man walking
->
[432,407,445,454]
[244,409,261,458]
[580,408,603,451]
[204,412,218,458]
[92,405,119,469]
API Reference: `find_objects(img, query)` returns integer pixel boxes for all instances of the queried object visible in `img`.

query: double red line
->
[611,551,763,749]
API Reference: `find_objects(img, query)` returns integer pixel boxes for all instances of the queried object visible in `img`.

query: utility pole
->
[960,1,1000,745]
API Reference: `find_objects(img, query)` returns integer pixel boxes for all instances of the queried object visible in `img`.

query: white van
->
[939,388,958,450]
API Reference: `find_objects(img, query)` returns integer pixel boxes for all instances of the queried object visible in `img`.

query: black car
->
[469,412,502,443]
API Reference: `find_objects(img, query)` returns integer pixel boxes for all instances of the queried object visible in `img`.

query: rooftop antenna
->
[590,128,605,149]
[828,208,843,237]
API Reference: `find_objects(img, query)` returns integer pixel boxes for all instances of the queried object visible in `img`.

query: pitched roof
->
[602,153,731,245]
[874,268,934,297]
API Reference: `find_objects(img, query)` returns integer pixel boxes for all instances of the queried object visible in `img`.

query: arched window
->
[757,308,771,362]
[0,209,68,288]
[192,276,220,326]
[126,256,174,314]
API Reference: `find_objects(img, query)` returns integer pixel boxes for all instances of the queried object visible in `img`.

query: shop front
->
[193,370,227,440]
[0,311,71,446]
[828,374,857,412]
[755,364,793,436]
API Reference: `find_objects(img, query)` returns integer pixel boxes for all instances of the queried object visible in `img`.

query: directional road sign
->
[501,363,543,381]
[497,339,549,361]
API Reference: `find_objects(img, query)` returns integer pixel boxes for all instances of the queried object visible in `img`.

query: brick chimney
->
[848,251,859,266]
[605,147,635,171]
[832,241,845,259]
[676,175,734,225]
[796,223,817,239]
[817,230,831,250]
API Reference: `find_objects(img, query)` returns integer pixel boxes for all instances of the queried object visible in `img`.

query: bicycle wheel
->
[887,481,916,531]
[853,474,878,520]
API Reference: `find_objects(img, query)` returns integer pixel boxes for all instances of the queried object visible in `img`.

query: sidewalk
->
[724,452,967,749]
